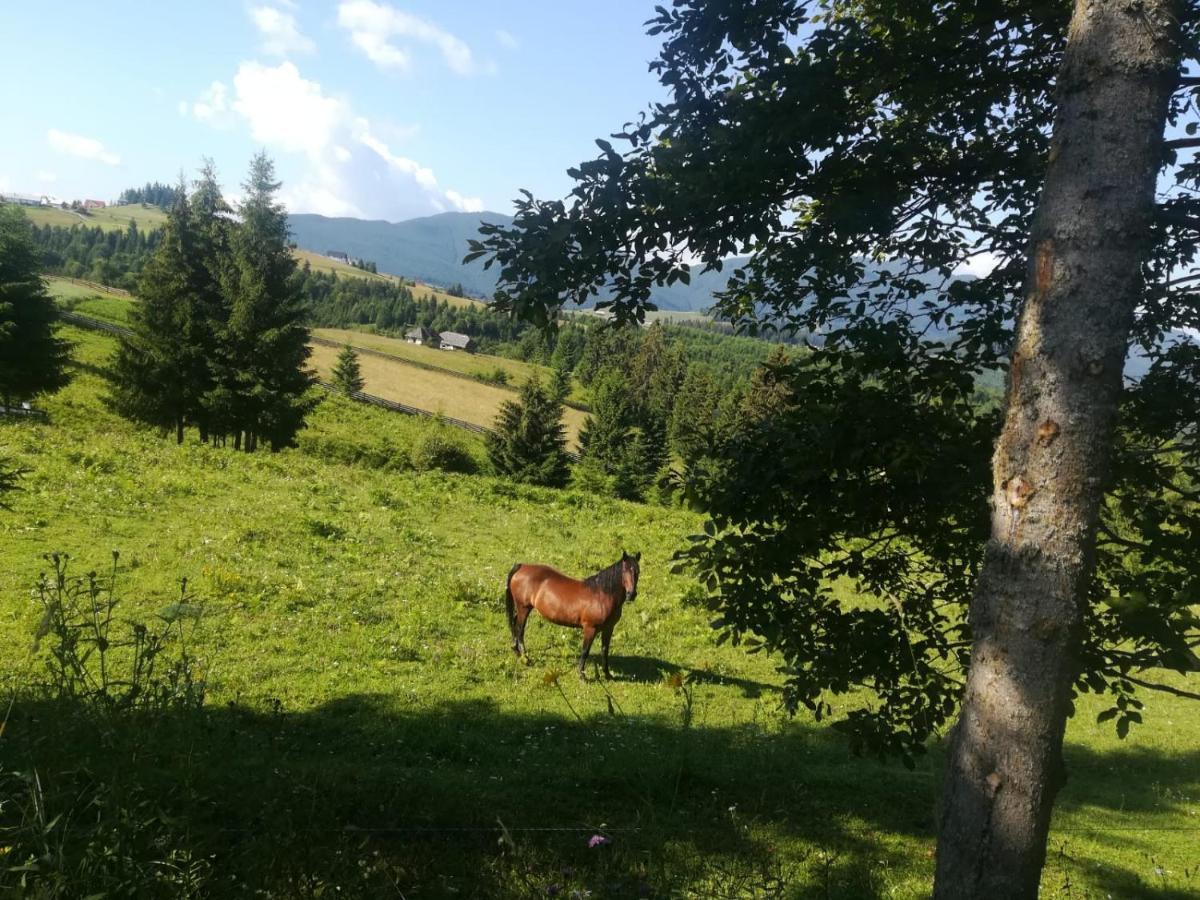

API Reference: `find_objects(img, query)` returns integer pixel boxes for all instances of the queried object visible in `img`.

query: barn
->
[438,331,474,353]
[405,326,439,347]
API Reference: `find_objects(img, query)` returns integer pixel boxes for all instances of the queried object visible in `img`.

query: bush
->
[411,429,479,474]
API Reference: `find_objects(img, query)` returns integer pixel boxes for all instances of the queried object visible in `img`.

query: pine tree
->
[577,368,654,500]
[668,365,721,468]
[486,375,570,487]
[110,186,215,442]
[212,153,317,451]
[0,205,71,411]
[332,343,364,394]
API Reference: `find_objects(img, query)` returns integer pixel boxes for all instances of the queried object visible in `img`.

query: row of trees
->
[118,181,183,208]
[110,156,316,451]
[33,220,162,291]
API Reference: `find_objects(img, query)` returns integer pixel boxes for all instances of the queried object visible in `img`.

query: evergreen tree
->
[0,205,71,410]
[549,357,572,405]
[668,365,721,467]
[332,343,364,394]
[486,375,570,487]
[577,368,654,500]
[211,153,316,451]
[110,185,215,442]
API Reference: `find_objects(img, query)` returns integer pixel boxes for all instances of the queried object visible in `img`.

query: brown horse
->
[505,552,641,679]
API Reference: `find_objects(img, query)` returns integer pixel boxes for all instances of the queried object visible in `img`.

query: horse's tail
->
[504,563,521,642]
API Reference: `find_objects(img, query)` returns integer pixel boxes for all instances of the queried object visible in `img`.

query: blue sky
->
[0,1,667,220]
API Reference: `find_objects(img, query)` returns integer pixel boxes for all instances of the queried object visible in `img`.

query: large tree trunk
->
[934,2,1180,897]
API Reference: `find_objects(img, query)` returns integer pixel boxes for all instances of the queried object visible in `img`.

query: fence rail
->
[55,277,133,297]
[58,310,581,460]
[0,405,48,422]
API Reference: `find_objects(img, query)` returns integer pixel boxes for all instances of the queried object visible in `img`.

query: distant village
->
[1,191,110,210]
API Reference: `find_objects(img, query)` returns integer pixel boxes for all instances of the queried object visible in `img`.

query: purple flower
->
[587,834,611,848]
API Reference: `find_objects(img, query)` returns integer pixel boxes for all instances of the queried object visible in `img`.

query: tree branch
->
[1164,137,1200,151]
[1118,672,1200,701]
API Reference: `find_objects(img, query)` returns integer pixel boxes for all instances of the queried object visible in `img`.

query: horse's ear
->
[634,551,641,562]
[621,550,629,561]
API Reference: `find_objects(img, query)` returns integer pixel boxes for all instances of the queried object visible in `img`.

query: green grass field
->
[0,326,1195,898]
[21,202,168,233]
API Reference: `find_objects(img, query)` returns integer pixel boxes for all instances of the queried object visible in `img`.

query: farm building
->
[84,199,106,209]
[1,192,51,207]
[405,326,439,347]
[439,331,474,353]
[326,250,350,263]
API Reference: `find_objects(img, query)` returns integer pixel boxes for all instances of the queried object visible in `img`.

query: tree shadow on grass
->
[2,694,1196,899]
[3,692,921,899]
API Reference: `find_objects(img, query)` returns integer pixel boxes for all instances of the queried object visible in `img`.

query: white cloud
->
[190,61,483,220]
[495,28,518,50]
[250,5,315,57]
[337,1,476,75]
[36,171,57,184]
[47,129,121,166]
[957,250,1003,278]
[182,81,233,126]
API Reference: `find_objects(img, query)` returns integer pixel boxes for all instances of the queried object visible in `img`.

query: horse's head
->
[621,551,641,602]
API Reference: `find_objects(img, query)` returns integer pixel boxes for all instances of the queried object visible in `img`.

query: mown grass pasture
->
[0,326,1195,898]
[314,326,587,404]
[307,338,589,446]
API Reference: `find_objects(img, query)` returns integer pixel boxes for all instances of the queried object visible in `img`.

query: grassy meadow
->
[21,202,169,233]
[0,326,1195,898]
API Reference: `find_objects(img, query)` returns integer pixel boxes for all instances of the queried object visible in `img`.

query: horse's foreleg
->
[600,627,614,680]
[578,625,598,681]
[515,605,532,661]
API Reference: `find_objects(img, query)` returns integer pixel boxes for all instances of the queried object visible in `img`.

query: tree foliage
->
[109,157,317,451]
[332,344,365,394]
[0,205,71,409]
[469,0,1200,759]
[486,375,571,487]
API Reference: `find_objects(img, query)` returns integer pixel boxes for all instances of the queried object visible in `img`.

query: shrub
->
[411,429,479,474]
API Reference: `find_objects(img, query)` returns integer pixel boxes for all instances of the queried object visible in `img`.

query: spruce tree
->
[486,375,570,487]
[0,205,71,411]
[213,153,316,451]
[110,184,220,442]
[332,343,364,394]
[577,368,653,500]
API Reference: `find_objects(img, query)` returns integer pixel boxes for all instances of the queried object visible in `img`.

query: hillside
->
[287,210,739,312]
[1,327,1195,897]
[21,202,168,233]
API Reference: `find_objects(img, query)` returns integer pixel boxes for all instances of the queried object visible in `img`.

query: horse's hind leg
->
[577,624,598,681]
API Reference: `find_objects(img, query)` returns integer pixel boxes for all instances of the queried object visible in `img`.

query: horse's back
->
[510,563,607,628]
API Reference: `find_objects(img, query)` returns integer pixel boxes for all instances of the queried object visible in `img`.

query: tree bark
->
[934,3,1181,898]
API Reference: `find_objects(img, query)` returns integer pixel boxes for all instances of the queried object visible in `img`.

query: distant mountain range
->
[286,211,736,312]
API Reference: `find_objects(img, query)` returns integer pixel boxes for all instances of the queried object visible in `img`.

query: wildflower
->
[587,834,610,848]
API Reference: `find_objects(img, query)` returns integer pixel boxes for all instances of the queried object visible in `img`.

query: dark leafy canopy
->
[486,375,571,487]
[472,1,1200,758]
[0,205,71,408]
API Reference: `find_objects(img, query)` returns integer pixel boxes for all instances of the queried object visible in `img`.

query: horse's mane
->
[584,559,626,598]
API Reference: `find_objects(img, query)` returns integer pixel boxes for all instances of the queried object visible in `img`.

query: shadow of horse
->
[604,654,780,698]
